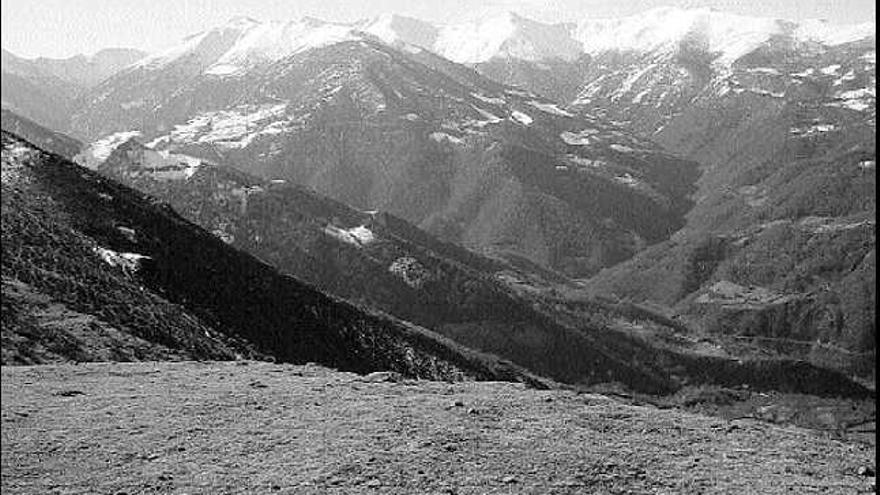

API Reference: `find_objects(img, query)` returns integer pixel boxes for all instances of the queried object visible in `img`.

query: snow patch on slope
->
[75,131,142,169]
[93,247,150,274]
[324,224,377,247]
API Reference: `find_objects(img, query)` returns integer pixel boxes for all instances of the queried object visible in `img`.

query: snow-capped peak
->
[204,18,359,75]
[795,19,876,46]
[431,11,581,63]
[573,7,875,65]
[129,8,876,74]
[359,14,439,49]
[575,7,788,64]
[132,16,364,75]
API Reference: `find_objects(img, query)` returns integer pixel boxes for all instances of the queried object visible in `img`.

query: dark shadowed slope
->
[1,109,82,160]
[1,130,554,386]
[88,134,874,398]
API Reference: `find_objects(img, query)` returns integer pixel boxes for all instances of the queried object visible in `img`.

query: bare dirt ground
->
[2,361,876,494]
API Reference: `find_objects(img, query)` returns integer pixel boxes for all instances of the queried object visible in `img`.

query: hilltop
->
[1,361,875,494]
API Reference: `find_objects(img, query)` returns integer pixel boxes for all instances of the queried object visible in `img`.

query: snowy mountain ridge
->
[126,8,875,75]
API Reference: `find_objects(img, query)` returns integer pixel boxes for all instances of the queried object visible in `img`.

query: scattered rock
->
[467,408,479,415]
[365,479,381,487]
[53,390,85,397]
[857,465,875,477]
[501,476,518,484]
[249,381,268,388]
[362,371,403,383]
[452,400,464,407]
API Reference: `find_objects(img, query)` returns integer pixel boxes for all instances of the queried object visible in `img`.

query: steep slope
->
[1,49,80,133]
[95,137,679,392]
[569,21,876,377]
[1,130,556,385]
[1,109,82,159]
[72,21,698,278]
[358,8,875,378]
[33,48,146,88]
[89,135,874,398]
[359,9,873,105]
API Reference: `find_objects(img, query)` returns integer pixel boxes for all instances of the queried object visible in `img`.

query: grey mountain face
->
[34,48,147,87]
[70,30,699,279]
[2,9,874,377]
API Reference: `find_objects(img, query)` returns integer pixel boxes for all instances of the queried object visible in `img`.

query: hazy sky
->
[2,0,876,58]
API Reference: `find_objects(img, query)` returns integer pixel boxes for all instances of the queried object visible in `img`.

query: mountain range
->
[1,6,875,387]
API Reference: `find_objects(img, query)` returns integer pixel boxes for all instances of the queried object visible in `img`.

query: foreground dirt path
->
[1,362,875,494]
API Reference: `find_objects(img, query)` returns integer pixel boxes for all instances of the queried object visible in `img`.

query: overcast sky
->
[2,0,876,58]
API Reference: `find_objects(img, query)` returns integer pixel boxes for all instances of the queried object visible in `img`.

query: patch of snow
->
[567,155,606,168]
[430,132,464,145]
[609,144,636,153]
[837,87,875,99]
[205,64,243,76]
[747,67,781,75]
[790,123,836,136]
[612,64,657,101]
[560,129,599,146]
[157,103,289,149]
[510,110,534,126]
[504,89,535,98]
[827,87,875,111]
[75,131,142,169]
[833,69,856,86]
[471,93,506,105]
[632,89,651,104]
[798,216,874,234]
[612,173,639,187]
[323,224,376,247]
[795,19,876,46]
[93,247,150,275]
[750,88,785,98]
[526,100,573,117]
